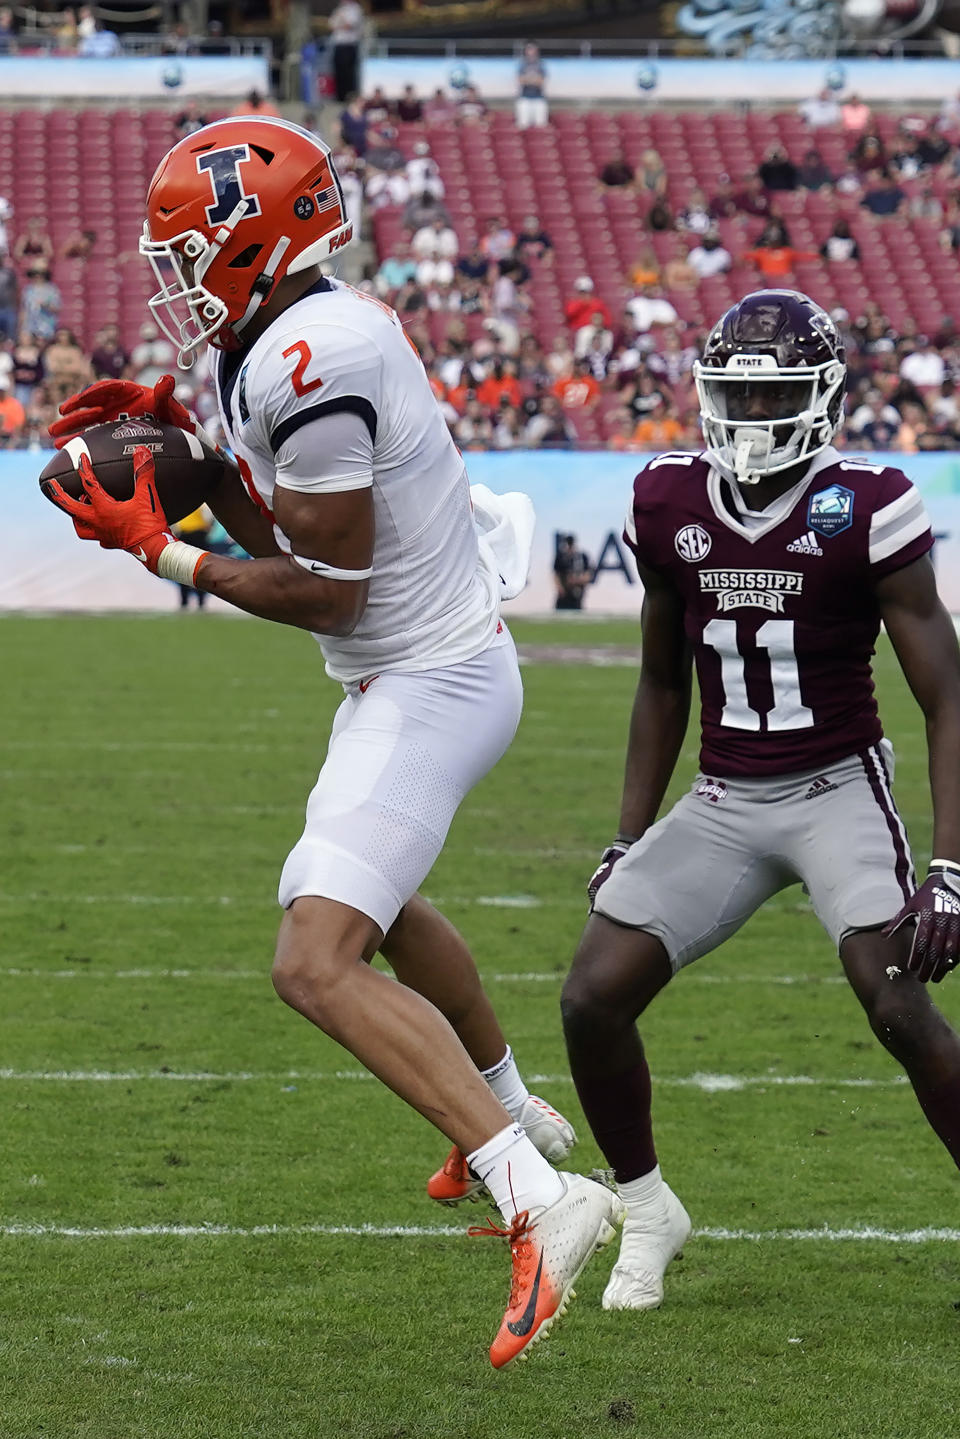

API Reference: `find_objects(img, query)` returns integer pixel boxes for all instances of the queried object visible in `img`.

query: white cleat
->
[517,1094,577,1164]
[602,1183,691,1311]
[479,1171,628,1368]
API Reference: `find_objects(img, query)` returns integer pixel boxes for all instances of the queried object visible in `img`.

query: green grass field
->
[3,614,959,1439]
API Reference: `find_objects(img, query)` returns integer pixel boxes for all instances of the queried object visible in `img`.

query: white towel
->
[470,483,537,600]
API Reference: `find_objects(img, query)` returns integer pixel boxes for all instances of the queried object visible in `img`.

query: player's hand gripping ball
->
[39,417,224,528]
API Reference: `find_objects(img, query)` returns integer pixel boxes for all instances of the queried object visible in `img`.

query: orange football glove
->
[44,445,176,572]
[48,374,193,448]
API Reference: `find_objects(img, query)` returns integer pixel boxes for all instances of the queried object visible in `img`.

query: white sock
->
[467,1122,565,1219]
[618,1164,667,1215]
[481,1046,530,1121]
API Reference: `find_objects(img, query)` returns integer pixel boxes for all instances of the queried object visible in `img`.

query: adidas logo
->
[786,531,824,557]
[802,775,839,800]
[933,886,960,915]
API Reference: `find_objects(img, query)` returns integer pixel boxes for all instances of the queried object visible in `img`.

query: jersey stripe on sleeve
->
[270,394,378,453]
[868,485,931,566]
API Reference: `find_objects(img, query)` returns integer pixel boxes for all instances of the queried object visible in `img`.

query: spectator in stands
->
[40,326,91,407]
[456,244,492,284]
[78,17,121,57]
[599,153,635,189]
[452,394,493,449]
[424,88,455,125]
[0,6,16,53]
[743,222,815,280]
[687,231,732,279]
[646,196,675,231]
[625,283,678,335]
[841,93,872,133]
[605,407,640,451]
[662,248,697,292]
[62,228,97,262]
[456,86,488,126]
[647,328,697,388]
[338,153,365,235]
[708,173,738,220]
[402,187,449,232]
[553,358,601,411]
[0,254,17,340]
[52,7,77,50]
[175,103,209,138]
[797,148,835,190]
[629,246,661,287]
[895,400,934,453]
[11,330,42,408]
[850,133,888,178]
[733,172,773,218]
[852,390,900,448]
[90,323,129,379]
[479,215,516,264]
[406,141,444,201]
[940,194,960,251]
[523,392,574,448]
[476,358,522,411]
[365,122,404,173]
[339,95,368,155]
[365,161,409,212]
[545,334,575,382]
[573,306,615,362]
[931,377,960,428]
[891,132,925,180]
[363,86,392,126]
[862,172,905,218]
[939,88,960,136]
[396,85,424,122]
[327,0,365,103]
[491,402,522,450]
[490,258,530,327]
[515,42,548,129]
[376,242,417,294]
[909,185,944,222]
[638,149,668,197]
[759,144,798,192]
[677,187,712,235]
[799,88,841,128]
[412,216,458,284]
[20,265,60,341]
[564,276,612,333]
[917,123,950,169]
[13,217,53,273]
[0,375,24,446]
[821,218,860,262]
[130,321,175,388]
[632,398,684,450]
[900,336,946,392]
[515,215,552,262]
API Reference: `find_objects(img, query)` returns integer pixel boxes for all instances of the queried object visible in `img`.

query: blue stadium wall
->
[4,450,960,615]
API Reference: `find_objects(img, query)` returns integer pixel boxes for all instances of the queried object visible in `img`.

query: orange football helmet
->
[140,116,354,365]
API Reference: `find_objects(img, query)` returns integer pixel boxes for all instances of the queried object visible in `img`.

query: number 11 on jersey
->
[703,618,814,732]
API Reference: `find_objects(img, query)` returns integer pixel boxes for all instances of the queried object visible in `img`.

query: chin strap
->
[232,234,292,339]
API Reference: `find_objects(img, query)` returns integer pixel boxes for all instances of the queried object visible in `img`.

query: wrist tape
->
[156,540,209,588]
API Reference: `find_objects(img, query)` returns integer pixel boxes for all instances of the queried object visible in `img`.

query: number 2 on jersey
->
[283,340,324,397]
[703,618,813,732]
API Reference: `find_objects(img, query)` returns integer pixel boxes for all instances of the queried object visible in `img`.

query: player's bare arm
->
[878,553,960,863]
[206,461,281,559]
[195,483,373,636]
[618,560,693,841]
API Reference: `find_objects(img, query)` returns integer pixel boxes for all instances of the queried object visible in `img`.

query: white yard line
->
[0,893,555,909]
[0,966,846,985]
[0,1220,955,1243]
[0,1068,908,1090]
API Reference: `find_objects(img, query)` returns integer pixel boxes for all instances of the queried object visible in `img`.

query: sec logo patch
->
[675,524,712,562]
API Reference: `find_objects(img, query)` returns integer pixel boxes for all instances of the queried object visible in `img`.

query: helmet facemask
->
[694,352,845,485]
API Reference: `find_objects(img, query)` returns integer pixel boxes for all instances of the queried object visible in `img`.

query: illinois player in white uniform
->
[46,116,624,1368]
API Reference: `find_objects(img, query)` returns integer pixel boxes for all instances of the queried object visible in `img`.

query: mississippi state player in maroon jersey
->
[561,290,960,1310]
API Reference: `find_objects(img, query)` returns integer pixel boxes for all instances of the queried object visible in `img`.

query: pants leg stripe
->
[860,744,914,902]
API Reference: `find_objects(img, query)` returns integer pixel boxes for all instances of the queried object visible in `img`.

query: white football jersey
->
[213,278,500,684]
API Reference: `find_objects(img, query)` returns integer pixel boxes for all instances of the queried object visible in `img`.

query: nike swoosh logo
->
[507,1249,543,1337]
[132,547,148,563]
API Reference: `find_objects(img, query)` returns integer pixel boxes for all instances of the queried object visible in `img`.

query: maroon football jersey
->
[624,447,934,777]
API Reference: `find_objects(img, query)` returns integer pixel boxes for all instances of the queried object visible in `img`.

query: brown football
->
[39,416,226,526]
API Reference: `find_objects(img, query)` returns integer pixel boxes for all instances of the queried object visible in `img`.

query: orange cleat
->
[471,1173,626,1368]
[426,1146,488,1206]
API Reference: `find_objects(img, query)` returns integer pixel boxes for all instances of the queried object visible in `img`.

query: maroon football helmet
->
[694,290,846,484]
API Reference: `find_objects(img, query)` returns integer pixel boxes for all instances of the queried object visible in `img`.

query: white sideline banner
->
[0,56,269,99]
[364,56,960,106]
[3,449,960,617]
